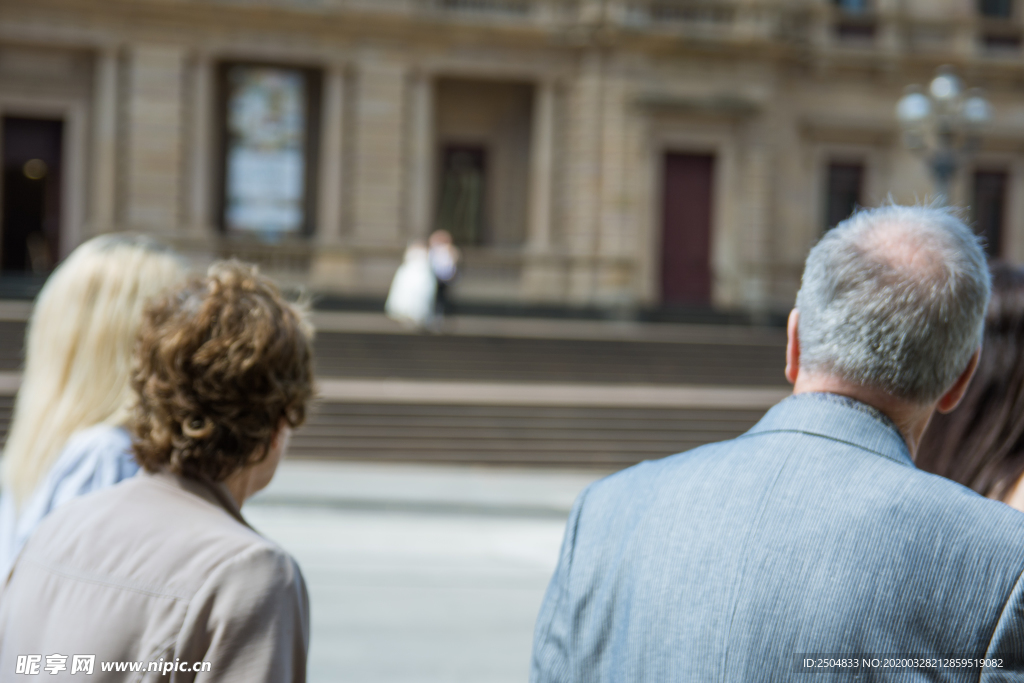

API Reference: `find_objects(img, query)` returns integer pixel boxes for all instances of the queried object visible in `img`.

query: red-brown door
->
[661,153,714,306]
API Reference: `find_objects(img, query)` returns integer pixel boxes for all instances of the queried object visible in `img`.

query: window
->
[439,0,528,15]
[824,162,863,231]
[983,33,1022,49]
[980,0,1013,18]
[835,0,870,14]
[435,145,488,246]
[979,0,1020,50]
[972,170,1008,258]
[219,64,319,237]
[833,0,875,40]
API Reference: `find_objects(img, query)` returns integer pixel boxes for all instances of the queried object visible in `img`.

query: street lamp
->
[896,66,992,205]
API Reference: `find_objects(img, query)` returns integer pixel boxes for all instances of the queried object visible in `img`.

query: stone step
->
[0,394,762,468]
[289,402,765,467]
[312,332,786,385]
[0,319,788,387]
[0,310,782,467]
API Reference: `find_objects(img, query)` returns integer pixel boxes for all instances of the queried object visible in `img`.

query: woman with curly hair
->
[0,262,315,682]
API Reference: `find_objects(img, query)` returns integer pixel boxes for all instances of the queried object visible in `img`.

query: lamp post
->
[896,66,993,205]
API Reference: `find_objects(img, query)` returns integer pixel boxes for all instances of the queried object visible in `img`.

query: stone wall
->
[1,0,1024,314]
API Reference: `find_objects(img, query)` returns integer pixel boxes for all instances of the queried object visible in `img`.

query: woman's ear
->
[267,419,292,462]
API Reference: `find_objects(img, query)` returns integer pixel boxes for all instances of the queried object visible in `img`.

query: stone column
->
[951,0,978,59]
[563,52,605,304]
[123,45,186,232]
[595,74,636,309]
[527,79,555,253]
[351,57,406,245]
[740,125,774,317]
[89,46,119,235]
[405,71,434,240]
[187,52,213,236]
[521,77,561,301]
[318,63,346,244]
[875,0,904,56]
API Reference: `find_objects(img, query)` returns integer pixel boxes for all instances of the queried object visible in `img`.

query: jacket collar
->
[745,393,914,468]
[142,470,252,529]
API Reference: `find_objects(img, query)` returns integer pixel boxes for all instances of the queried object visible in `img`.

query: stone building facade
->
[1,0,1023,315]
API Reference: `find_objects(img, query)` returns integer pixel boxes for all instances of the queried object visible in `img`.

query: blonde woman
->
[0,235,187,579]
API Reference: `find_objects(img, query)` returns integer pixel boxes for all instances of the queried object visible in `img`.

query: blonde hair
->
[1,235,188,507]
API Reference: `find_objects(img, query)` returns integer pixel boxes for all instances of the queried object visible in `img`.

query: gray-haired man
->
[531,205,1024,681]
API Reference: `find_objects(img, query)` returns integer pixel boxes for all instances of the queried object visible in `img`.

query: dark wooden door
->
[436,144,488,246]
[1,117,63,273]
[661,153,714,306]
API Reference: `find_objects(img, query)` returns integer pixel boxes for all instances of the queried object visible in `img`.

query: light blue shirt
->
[0,424,136,581]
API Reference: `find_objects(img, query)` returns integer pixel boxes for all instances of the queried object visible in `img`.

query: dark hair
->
[916,262,1024,499]
[131,261,314,481]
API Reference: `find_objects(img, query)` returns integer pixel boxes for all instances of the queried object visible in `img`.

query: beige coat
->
[0,470,308,682]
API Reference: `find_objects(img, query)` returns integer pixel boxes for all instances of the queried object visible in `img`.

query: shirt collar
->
[142,469,252,529]
[746,392,913,467]
[799,391,902,435]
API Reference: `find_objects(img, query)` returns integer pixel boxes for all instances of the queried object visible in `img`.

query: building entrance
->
[436,145,488,246]
[661,152,714,306]
[434,78,532,248]
[1,117,63,273]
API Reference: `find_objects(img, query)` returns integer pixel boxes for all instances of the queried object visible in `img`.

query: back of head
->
[2,235,188,507]
[429,230,452,247]
[917,263,1024,498]
[131,261,314,482]
[796,204,990,404]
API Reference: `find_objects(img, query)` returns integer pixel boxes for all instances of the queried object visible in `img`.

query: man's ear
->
[936,347,981,414]
[785,309,800,385]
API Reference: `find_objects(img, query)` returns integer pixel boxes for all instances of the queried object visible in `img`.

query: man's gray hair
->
[796,204,991,404]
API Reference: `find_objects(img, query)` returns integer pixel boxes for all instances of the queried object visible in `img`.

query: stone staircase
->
[311,331,786,386]
[290,402,769,467]
[0,313,789,469]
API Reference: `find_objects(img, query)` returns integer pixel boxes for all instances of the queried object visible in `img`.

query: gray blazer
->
[531,394,1024,682]
[0,470,308,682]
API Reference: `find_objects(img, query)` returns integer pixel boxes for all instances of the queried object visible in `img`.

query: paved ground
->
[246,460,607,683]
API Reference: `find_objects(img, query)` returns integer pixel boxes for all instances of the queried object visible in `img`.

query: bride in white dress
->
[385,240,438,329]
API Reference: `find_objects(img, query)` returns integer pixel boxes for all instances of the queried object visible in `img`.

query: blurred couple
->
[532,205,1024,681]
[385,229,460,330]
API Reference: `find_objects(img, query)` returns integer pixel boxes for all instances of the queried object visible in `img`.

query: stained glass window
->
[224,66,307,236]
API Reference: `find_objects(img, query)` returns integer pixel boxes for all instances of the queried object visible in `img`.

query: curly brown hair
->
[131,261,314,481]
